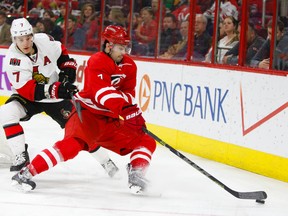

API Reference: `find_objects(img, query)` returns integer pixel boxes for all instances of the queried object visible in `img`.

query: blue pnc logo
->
[139,74,229,123]
[153,81,228,123]
[139,74,228,123]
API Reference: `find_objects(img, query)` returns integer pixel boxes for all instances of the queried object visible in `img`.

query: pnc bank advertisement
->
[135,61,288,159]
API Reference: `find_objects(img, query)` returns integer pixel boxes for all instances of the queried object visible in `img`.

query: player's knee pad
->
[5,94,39,121]
[53,137,85,161]
[0,101,26,125]
[140,134,157,154]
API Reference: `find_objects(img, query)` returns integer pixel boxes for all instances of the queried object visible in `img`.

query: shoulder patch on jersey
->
[9,58,21,66]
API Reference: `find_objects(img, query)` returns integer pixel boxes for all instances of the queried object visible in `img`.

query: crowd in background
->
[0,0,287,71]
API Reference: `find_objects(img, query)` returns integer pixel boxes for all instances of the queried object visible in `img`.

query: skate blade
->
[129,185,143,195]
[11,180,34,192]
[109,170,122,179]
[129,185,162,197]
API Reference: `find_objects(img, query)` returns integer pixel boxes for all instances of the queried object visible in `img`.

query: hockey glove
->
[49,81,78,99]
[121,105,146,132]
[59,58,77,83]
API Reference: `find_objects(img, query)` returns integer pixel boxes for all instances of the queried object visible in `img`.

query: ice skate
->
[101,158,119,178]
[11,167,36,192]
[10,144,30,172]
[127,163,148,195]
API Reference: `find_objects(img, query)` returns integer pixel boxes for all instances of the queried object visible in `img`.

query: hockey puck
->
[255,199,265,204]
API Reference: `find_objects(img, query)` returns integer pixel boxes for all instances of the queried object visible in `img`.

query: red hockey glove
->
[49,81,78,99]
[59,58,77,83]
[121,105,146,132]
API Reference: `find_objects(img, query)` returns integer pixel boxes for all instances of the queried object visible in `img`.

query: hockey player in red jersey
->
[0,18,119,177]
[11,25,156,195]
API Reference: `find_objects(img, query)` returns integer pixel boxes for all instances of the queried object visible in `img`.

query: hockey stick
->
[62,76,83,123]
[143,128,267,201]
[71,93,82,123]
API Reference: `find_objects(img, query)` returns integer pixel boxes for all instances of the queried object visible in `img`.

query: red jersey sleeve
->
[136,20,157,44]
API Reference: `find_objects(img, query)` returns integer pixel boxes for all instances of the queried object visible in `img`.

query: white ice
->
[0,114,287,216]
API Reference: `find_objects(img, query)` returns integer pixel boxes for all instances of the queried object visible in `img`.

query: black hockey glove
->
[59,58,77,83]
[49,81,78,99]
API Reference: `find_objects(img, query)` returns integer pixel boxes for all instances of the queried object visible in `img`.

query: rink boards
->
[0,49,287,182]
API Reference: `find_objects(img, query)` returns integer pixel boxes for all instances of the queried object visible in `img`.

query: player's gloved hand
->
[49,81,78,99]
[59,58,77,83]
[121,105,146,132]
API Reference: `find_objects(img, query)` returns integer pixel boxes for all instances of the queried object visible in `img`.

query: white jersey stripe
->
[126,93,135,103]
[100,93,123,105]
[120,91,128,102]
[95,86,116,103]
[132,147,152,156]
[130,154,151,163]
[49,147,61,162]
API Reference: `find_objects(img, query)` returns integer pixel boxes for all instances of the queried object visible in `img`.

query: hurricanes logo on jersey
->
[111,74,126,87]
[32,66,49,84]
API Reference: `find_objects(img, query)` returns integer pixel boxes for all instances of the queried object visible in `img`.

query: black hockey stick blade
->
[143,127,267,200]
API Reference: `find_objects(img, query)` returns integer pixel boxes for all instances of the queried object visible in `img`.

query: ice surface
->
[0,114,287,216]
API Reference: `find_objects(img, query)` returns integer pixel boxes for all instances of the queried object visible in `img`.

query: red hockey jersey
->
[75,52,137,118]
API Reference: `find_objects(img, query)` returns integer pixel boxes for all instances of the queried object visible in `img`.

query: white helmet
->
[10,18,33,38]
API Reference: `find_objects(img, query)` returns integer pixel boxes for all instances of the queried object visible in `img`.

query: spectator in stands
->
[171,0,190,24]
[204,0,239,23]
[104,6,126,27]
[132,0,151,13]
[129,12,142,33]
[35,18,63,42]
[78,2,97,28]
[223,21,265,65]
[151,0,166,21]
[249,0,274,30]
[2,0,23,14]
[0,11,11,45]
[193,14,211,61]
[159,19,189,59]
[159,13,182,55]
[204,0,239,35]
[204,16,238,63]
[28,2,43,18]
[129,12,142,51]
[164,0,174,12]
[132,6,157,56]
[77,3,100,51]
[55,3,66,28]
[250,19,288,70]
[63,15,79,49]
[43,9,57,23]
[196,0,214,13]
[78,0,100,11]
[29,1,58,18]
